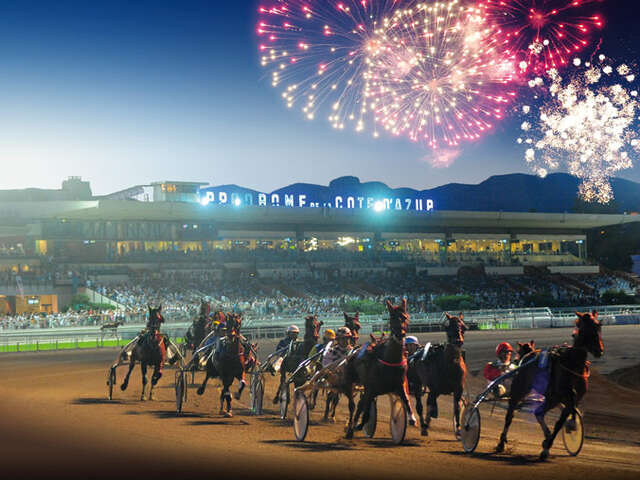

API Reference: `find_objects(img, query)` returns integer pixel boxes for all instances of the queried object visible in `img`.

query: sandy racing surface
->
[1,325,639,480]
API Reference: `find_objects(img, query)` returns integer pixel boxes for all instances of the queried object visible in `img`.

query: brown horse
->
[345,298,416,439]
[344,311,361,346]
[184,300,212,354]
[409,312,467,436]
[495,311,603,459]
[196,313,257,417]
[120,306,177,401]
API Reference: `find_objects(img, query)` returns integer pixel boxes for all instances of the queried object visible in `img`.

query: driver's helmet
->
[337,326,352,338]
[287,325,300,335]
[405,336,419,345]
[323,329,336,341]
[496,342,513,356]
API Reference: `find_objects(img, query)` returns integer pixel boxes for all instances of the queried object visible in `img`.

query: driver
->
[276,325,300,353]
[483,342,516,397]
[309,328,336,357]
[322,327,353,368]
[405,335,421,357]
[146,308,166,378]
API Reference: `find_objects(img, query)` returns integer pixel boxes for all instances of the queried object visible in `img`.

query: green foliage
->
[433,295,476,311]
[588,222,640,272]
[67,294,116,312]
[342,299,386,315]
[600,289,638,305]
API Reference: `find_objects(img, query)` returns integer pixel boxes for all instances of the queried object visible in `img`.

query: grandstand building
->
[1,176,639,314]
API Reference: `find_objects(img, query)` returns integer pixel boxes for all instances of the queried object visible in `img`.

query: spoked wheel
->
[175,371,187,415]
[460,406,481,453]
[280,383,290,420]
[250,374,265,415]
[562,409,584,456]
[389,396,407,445]
[107,367,116,400]
[293,391,309,441]
[364,397,377,438]
[453,396,469,439]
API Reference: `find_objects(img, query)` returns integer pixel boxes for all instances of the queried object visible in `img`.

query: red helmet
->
[496,342,513,356]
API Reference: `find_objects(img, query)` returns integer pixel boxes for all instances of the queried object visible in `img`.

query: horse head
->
[343,311,361,335]
[304,315,322,343]
[516,340,536,360]
[386,298,409,339]
[148,304,163,323]
[199,299,210,319]
[573,311,604,358]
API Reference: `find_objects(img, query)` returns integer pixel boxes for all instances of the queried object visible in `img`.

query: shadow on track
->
[72,397,132,405]
[261,439,357,452]
[442,450,541,466]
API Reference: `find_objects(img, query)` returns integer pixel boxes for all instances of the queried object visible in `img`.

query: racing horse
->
[409,312,467,437]
[344,311,361,346]
[345,298,416,439]
[184,299,212,355]
[120,305,178,401]
[196,313,258,417]
[495,311,604,459]
[273,314,323,404]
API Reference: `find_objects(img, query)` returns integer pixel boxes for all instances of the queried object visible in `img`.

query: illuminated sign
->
[199,177,435,212]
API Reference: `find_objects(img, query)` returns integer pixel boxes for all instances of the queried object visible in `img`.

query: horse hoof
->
[540,449,549,461]
[421,428,429,437]
[120,384,127,391]
[273,397,279,405]
[149,394,155,401]
[224,411,233,418]
[197,387,205,396]
[345,431,354,440]
[495,443,505,453]
[140,396,146,402]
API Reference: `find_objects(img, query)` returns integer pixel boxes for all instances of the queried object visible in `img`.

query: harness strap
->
[378,358,407,368]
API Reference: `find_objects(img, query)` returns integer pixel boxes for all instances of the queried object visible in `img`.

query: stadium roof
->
[2,199,636,235]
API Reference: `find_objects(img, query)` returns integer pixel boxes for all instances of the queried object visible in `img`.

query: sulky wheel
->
[280,383,291,420]
[460,406,481,453]
[389,396,407,445]
[175,371,187,415]
[293,391,310,442]
[562,409,584,456]
[107,367,116,401]
[364,397,377,439]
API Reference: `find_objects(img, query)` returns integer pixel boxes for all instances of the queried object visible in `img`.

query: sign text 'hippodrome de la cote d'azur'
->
[199,176,435,213]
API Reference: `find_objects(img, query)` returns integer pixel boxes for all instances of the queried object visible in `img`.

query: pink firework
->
[257,1,409,134]
[364,2,518,149]
[478,0,604,73]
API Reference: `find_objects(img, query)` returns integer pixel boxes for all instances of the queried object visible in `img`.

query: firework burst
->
[478,0,604,74]
[518,55,639,203]
[363,1,517,148]
[257,0,408,134]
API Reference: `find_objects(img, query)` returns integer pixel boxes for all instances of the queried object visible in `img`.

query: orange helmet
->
[496,342,513,356]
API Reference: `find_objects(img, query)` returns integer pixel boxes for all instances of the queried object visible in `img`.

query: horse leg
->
[398,381,417,426]
[541,399,573,460]
[424,390,438,435]
[234,373,246,400]
[273,370,284,404]
[197,371,210,396]
[496,403,516,453]
[330,393,340,423]
[149,363,161,401]
[415,391,427,436]
[354,391,372,431]
[140,362,148,401]
[453,390,463,438]
[322,393,332,422]
[345,389,357,439]
[120,357,136,391]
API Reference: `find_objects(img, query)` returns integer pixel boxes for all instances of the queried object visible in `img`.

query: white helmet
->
[287,325,300,334]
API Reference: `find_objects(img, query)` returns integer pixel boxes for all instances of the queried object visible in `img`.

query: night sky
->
[0,0,639,194]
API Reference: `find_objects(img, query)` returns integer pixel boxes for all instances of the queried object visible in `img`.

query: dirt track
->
[1,325,639,480]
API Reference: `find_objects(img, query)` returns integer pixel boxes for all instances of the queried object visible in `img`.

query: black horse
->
[495,311,604,459]
[345,298,416,439]
[184,300,212,354]
[409,312,467,437]
[196,313,257,417]
[120,305,178,401]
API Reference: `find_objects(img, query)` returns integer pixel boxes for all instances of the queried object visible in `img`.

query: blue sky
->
[0,0,638,194]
